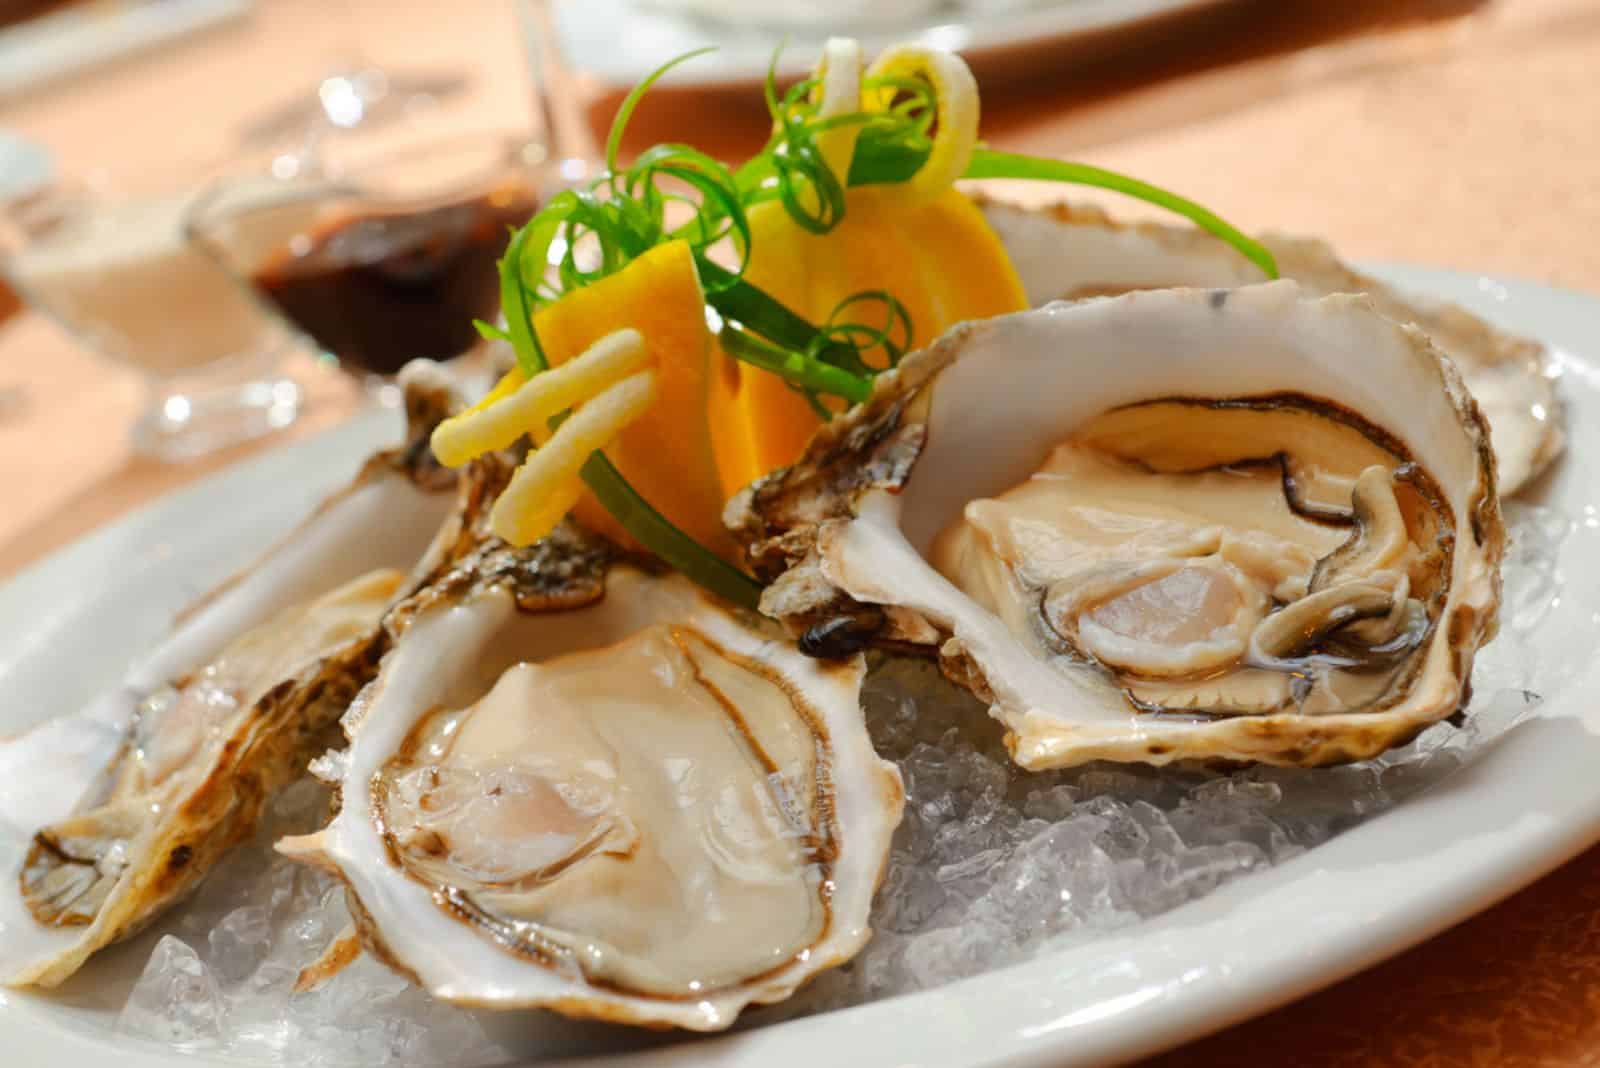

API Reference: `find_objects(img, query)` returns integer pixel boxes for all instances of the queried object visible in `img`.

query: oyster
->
[0,365,460,987]
[975,194,1562,496]
[280,495,902,1031]
[730,283,1505,769]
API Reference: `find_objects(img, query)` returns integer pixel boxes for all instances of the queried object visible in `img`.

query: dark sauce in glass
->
[252,189,537,376]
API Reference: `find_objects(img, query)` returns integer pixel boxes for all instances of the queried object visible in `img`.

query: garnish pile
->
[432,38,1276,609]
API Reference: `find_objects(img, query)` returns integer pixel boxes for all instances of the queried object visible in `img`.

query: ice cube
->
[208,904,272,982]
[901,923,996,987]
[118,935,223,1047]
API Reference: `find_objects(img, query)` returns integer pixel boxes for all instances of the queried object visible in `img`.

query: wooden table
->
[4,1,1599,1063]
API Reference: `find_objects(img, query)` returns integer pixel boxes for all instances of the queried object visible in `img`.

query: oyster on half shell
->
[975,194,1562,496]
[280,465,902,1030]
[729,283,1505,769]
[0,365,460,987]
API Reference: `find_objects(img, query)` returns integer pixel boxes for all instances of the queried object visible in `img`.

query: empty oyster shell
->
[729,283,1505,769]
[0,365,460,987]
[280,493,902,1030]
[975,194,1562,496]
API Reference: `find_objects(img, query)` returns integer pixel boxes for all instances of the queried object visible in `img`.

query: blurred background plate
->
[0,131,54,204]
[0,0,252,101]
[555,0,1229,89]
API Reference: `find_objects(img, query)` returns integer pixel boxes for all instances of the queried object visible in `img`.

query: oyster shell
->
[0,365,460,987]
[975,194,1562,496]
[729,283,1505,769]
[280,491,902,1030]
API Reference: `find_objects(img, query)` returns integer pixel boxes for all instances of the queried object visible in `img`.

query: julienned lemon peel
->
[431,328,648,467]
[863,43,978,201]
[440,239,731,561]
[488,370,659,547]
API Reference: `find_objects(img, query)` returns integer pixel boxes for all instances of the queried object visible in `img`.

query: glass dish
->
[1,179,303,462]
[188,131,569,403]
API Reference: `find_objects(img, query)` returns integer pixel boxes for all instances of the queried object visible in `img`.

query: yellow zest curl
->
[864,43,979,200]
[813,37,864,188]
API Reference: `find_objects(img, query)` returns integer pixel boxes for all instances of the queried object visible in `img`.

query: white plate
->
[554,0,1225,89]
[2,265,1597,1068]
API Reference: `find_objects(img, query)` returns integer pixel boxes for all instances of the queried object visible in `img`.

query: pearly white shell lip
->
[0,384,459,988]
[806,283,1503,768]
[283,567,903,1031]
[0,464,455,988]
[973,193,1562,498]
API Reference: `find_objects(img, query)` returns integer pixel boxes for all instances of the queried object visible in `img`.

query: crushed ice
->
[117,779,509,1065]
[114,505,1565,1061]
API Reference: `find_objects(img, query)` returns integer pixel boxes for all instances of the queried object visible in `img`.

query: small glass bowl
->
[1,180,303,462]
[188,131,575,404]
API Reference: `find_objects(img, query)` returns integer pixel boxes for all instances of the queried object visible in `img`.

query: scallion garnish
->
[961,150,1279,280]
[579,452,765,610]
[720,327,873,405]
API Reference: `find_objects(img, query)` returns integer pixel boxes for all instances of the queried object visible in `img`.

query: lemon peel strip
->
[431,328,648,467]
[489,369,659,546]
[864,43,978,200]
[814,37,864,189]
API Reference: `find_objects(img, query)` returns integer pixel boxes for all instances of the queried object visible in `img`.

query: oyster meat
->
[975,194,1562,496]
[0,365,460,987]
[730,283,1505,769]
[282,482,902,1030]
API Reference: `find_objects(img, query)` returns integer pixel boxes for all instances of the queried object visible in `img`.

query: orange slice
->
[709,186,1027,496]
[486,239,731,557]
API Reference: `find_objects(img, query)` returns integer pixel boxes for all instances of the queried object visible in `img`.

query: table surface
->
[4,1,1599,1064]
